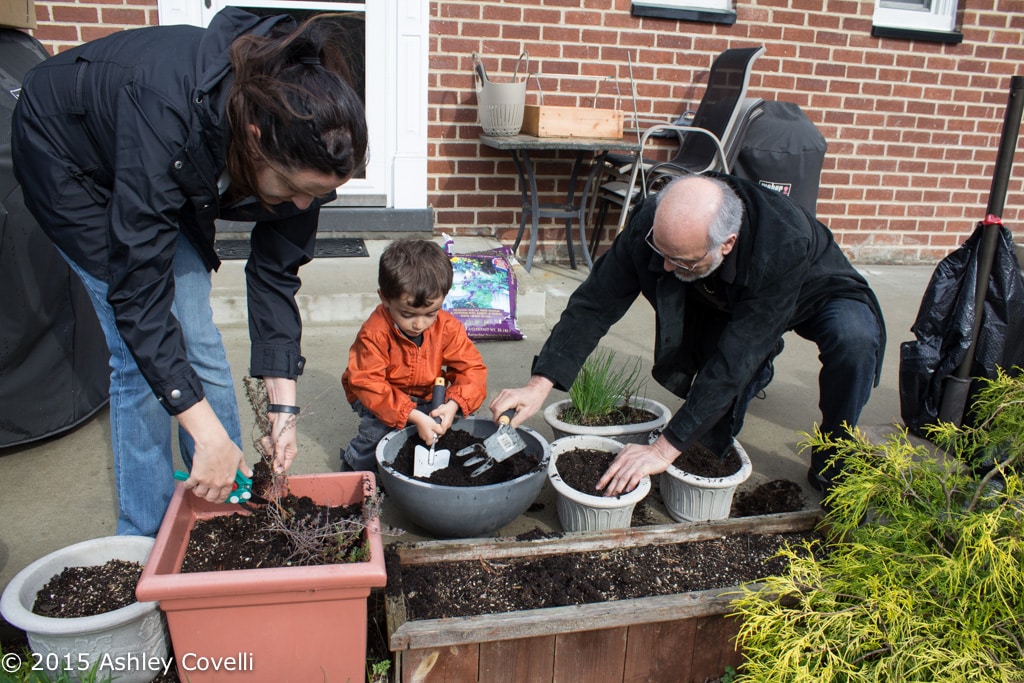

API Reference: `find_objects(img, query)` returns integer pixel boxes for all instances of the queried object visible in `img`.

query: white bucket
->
[474,51,528,136]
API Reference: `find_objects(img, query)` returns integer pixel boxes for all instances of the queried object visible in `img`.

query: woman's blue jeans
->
[60,234,242,536]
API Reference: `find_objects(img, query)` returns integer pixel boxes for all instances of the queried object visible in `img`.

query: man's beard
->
[673,249,724,283]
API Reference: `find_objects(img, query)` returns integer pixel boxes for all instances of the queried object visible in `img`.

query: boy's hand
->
[431,400,459,433]
[409,409,442,445]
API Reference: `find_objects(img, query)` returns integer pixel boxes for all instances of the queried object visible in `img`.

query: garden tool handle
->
[498,408,515,427]
[173,469,252,504]
[430,377,446,425]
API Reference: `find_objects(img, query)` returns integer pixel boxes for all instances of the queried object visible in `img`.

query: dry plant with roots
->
[243,375,293,498]
[242,375,380,565]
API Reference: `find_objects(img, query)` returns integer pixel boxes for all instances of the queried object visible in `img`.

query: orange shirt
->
[342,304,488,428]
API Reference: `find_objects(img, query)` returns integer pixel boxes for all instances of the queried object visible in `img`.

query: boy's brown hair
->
[378,240,453,306]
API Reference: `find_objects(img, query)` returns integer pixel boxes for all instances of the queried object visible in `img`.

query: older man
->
[491,174,885,499]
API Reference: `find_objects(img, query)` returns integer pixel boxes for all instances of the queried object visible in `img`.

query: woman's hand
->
[177,399,248,503]
[263,377,299,473]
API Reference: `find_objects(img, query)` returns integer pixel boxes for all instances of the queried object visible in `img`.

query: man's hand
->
[489,375,555,428]
[597,435,680,497]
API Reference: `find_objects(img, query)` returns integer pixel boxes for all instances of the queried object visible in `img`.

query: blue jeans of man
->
[60,234,242,536]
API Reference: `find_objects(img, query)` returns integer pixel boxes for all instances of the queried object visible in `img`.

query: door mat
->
[214,237,368,260]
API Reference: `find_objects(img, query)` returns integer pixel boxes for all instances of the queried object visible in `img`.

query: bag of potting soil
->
[442,236,524,341]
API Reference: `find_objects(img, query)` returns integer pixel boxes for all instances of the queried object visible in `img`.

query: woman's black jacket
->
[12,8,332,415]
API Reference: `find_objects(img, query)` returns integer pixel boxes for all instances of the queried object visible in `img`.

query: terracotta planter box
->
[137,472,387,683]
[386,509,821,683]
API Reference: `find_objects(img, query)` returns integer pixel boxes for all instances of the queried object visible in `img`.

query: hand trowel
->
[413,377,450,477]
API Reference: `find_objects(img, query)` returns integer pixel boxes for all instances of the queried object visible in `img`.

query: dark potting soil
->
[555,447,637,497]
[388,528,823,621]
[32,560,143,618]
[180,495,365,572]
[389,427,543,486]
[673,442,742,478]
[556,404,656,427]
[731,479,806,517]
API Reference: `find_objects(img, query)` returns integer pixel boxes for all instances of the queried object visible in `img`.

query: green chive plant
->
[728,367,1024,682]
[562,348,647,426]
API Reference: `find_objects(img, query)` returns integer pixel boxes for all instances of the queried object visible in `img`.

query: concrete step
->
[210,237,549,327]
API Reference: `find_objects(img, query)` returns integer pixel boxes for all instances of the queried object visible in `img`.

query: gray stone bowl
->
[375,417,550,539]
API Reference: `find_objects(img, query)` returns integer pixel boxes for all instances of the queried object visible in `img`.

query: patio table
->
[480,132,641,271]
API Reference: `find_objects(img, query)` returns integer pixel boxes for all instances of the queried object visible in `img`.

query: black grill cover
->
[0,29,108,448]
[733,101,827,217]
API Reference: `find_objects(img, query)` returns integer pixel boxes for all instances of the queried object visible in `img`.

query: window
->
[871,0,963,43]
[630,0,736,26]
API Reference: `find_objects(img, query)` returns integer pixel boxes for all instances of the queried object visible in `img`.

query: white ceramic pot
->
[660,439,753,523]
[0,536,169,683]
[548,435,651,532]
[543,396,672,445]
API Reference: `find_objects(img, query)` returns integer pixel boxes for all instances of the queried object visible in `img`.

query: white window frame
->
[872,0,957,33]
[156,0,428,209]
[632,0,732,13]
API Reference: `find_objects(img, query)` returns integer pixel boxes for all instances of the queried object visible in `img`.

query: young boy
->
[341,239,488,471]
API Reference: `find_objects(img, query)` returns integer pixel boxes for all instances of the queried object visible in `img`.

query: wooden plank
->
[623,619,698,683]
[390,587,741,650]
[393,511,821,565]
[689,614,743,681]
[552,627,628,682]
[398,644,480,683]
[479,635,555,682]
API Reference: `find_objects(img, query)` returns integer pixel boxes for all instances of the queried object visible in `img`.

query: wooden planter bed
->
[386,509,821,683]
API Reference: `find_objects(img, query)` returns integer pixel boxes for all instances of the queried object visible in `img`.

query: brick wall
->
[25,0,1024,265]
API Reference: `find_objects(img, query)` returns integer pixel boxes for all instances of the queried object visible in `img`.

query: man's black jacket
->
[12,8,336,415]
[532,173,885,452]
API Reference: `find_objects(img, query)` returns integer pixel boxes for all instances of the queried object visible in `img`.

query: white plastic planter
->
[548,435,651,532]
[0,536,169,683]
[543,396,672,445]
[660,439,753,523]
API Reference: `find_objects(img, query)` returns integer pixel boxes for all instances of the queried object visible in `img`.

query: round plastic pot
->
[548,435,651,532]
[660,439,753,523]
[376,416,550,538]
[0,536,169,683]
[543,397,671,445]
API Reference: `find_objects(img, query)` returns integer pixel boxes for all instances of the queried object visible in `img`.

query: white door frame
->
[156,0,428,209]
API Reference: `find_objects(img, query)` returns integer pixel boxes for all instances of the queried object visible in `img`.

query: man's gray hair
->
[657,175,744,247]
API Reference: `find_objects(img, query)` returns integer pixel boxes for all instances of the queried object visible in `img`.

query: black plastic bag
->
[899,223,1024,436]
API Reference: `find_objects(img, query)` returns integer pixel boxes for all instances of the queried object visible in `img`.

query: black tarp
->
[733,101,827,217]
[898,222,1024,436]
[0,29,108,448]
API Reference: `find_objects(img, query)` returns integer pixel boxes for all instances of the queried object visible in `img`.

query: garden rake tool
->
[413,377,450,477]
[456,409,527,477]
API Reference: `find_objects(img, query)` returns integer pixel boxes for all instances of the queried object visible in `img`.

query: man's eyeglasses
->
[644,227,710,272]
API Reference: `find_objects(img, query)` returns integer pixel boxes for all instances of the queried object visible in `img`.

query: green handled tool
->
[174,469,253,504]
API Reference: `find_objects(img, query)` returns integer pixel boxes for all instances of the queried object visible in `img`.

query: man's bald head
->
[648,175,743,281]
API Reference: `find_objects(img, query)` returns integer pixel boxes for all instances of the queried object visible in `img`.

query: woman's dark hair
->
[225,13,368,200]
[378,240,453,307]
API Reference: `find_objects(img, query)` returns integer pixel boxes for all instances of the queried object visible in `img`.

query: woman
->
[11,7,367,536]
